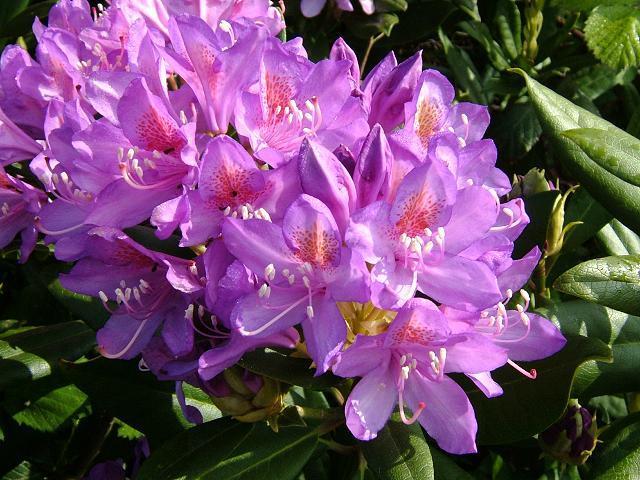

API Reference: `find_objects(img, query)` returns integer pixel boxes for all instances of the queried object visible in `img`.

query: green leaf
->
[462,335,611,445]
[553,255,640,315]
[239,349,344,391]
[8,383,87,432]
[539,300,640,397]
[430,447,473,480]
[344,13,399,38]
[61,358,221,445]
[458,21,510,71]
[0,0,29,28]
[513,69,640,233]
[585,4,640,69]
[124,226,195,260]
[561,188,612,251]
[0,321,95,389]
[512,190,560,258]
[136,418,318,480]
[494,0,522,60]
[0,1,56,41]
[587,412,640,479]
[46,279,109,330]
[597,219,640,256]
[438,28,487,104]
[562,128,640,187]
[1,461,45,480]
[492,103,542,158]
[362,417,434,480]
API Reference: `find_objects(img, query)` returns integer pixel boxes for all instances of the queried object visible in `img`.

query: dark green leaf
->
[562,188,612,251]
[46,279,109,330]
[538,300,640,397]
[1,461,45,480]
[239,349,345,391]
[137,418,318,480]
[0,321,95,389]
[494,0,521,60]
[562,128,640,187]
[344,13,399,38]
[0,0,29,28]
[553,255,640,316]
[512,190,560,258]
[462,335,611,445]
[438,28,487,104]
[0,1,56,41]
[492,102,542,158]
[124,225,195,260]
[8,384,87,432]
[430,447,473,480]
[514,69,640,233]
[587,412,640,479]
[361,417,434,480]
[61,358,220,445]
[459,21,510,71]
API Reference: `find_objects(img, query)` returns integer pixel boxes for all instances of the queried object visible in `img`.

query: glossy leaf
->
[597,219,640,256]
[587,412,640,479]
[362,417,434,480]
[562,188,612,251]
[461,335,611,445]
[513,69,640,233]
[553,255,640,316]
[0,321,95,389]
[9,384,88,432]
[562,128,640,187]
[539,300,640,397]
[136,418,318,480]
[61,358,221,445]
[239,349,345,391]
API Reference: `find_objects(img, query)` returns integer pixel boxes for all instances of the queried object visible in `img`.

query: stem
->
[64,414,115,479]
[359,33,385,74]
[319,438,357,455]
[297,406,343,422]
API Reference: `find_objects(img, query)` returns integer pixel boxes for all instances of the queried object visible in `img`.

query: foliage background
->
[2,0,640,478]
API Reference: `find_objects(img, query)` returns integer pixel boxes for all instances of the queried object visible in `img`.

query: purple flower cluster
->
[0,0,566,454]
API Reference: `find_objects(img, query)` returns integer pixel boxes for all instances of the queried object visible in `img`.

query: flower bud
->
[545,185,581,257]
[209,367,284,422]
[539,399,598,465]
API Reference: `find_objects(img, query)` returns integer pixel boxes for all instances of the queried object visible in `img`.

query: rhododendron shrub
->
[1,1,636,479]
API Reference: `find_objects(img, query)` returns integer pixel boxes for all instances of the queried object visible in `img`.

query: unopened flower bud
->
[539,399,598,465]
[545,185,581,258]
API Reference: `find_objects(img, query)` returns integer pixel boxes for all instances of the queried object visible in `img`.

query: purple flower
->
[0,167,46,261]
[234,37,368,167]
[163,15,267,135]
[0,106,42,166]
[346,156,504,310]
[59,227,203,359]
[334,298,510,453]
[151,134,298,246]
[300,0,374,18]
[222,193,369,373]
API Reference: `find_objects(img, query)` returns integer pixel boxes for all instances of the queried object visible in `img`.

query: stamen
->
[507,359,537,379]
